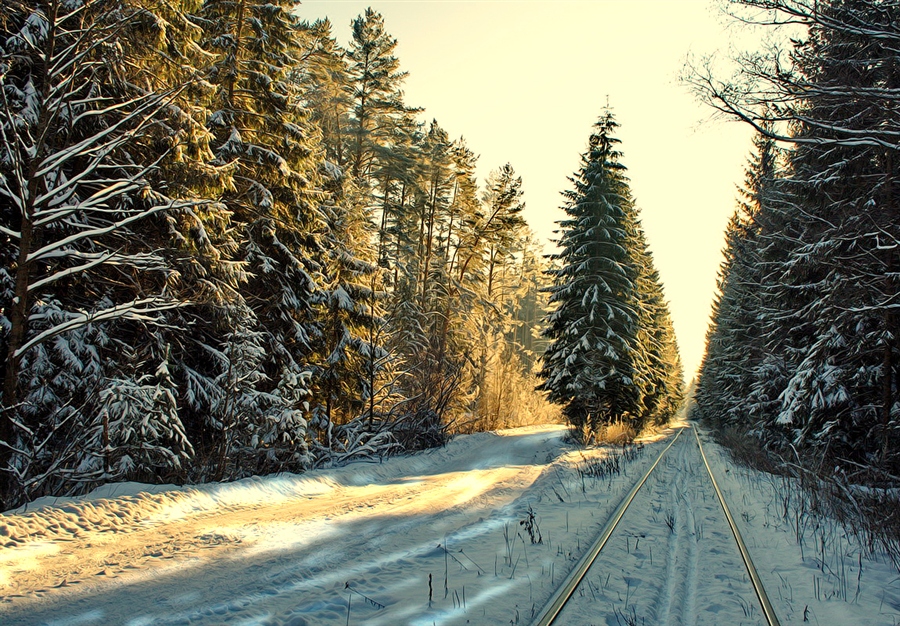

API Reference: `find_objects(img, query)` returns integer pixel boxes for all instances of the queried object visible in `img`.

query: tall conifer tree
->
[198,0,327,474]
[539,110,682,433]
[345,8,414,184]
[539,112,642,430]
[695,130,776,430]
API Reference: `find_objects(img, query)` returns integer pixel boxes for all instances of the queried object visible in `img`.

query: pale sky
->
[301,0,759,379]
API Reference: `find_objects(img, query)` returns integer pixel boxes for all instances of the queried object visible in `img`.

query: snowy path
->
[0,425,671,625]
[2,423,898,625]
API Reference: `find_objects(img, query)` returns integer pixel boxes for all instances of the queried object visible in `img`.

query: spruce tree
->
[694,0,900,473]
[695,130,776,431]
[198,0,327,475]
[0,0,231,503]
[308,167,385,452]
[539,110,682,434]
[539,112,641,431]
[630,233,684,426]
[692,0,900,474]
[769,8,899,464]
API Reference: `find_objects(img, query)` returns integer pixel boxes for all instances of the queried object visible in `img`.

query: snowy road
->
[1,423,898,625]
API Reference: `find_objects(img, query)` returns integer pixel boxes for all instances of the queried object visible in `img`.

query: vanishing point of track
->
[530,425,782,626]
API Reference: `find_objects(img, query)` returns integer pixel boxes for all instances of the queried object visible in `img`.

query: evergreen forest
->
[0,1,683,509]
[691,0,900,488]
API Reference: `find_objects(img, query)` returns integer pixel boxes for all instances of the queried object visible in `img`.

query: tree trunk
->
[420,176,439,304]
[393,182,408,287]
[1,0,61,504]
[1,215,35,434]
[367,272,377,431]
[881,320,893,463]
[487,245,496,299]
[227,0,247,107]
[352,51,371,179]
[377,174,391,266]
[883,149,896,464]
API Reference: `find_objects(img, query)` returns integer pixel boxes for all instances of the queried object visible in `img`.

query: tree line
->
[0,0,685,510]
[690,0,900,481]
[0,1,559,509]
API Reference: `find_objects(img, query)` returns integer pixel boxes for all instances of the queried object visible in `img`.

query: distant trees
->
[690,0,900,477]
[538,110,683,436]
[693,131,777,430]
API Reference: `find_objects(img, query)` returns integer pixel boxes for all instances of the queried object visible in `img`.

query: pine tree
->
[468,164,527,407]
[299,18,351,169]
[444,138,481,281]
[539,112,642,431]
[415,120,454,307]
[479,164,527,299]
[374,112,422,275]
[198,0,327,474]
[509,233,553,371]
[539,110,682,433]
[345,8,415,184]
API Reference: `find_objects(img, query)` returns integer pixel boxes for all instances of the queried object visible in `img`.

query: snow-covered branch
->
[15,298,190,359]
[685,1,900,151]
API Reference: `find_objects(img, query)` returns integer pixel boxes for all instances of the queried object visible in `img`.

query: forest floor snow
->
[0,423,898,625]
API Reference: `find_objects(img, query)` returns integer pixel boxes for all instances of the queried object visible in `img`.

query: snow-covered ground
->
[700,429,900,626]
[1,423,898,625]
[553,429,766,625]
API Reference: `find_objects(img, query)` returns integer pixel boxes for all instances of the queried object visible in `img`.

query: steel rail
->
[530,428,684,626]
[693,426,782,626]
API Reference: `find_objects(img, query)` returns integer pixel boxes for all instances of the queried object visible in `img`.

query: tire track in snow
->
[0,425,610,625]
[0,428,557,600]
[656,441,692,625]
[683,476,699,624]
[655,432,701,625]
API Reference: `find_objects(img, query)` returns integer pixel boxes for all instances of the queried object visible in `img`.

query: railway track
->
[531,425,781,626]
